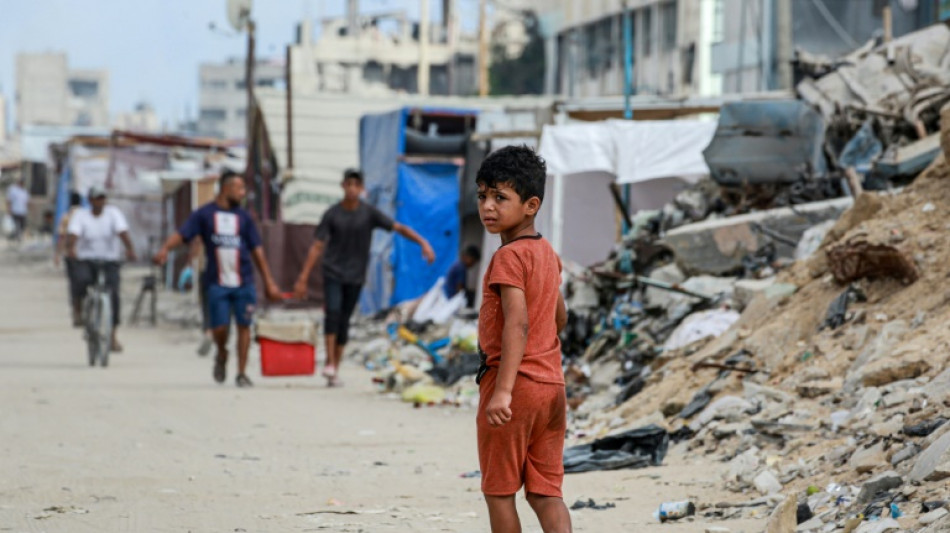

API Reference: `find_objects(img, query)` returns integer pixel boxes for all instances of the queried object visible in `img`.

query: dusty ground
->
[0,245,765,532]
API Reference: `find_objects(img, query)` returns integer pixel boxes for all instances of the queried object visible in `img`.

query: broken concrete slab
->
[856,470,903,505]
[909,428,950,483]
[643,263,687,309]
[796,516,825,532]
[891,443,919,466]
[662,197,853,276]
[921,367,950,402]
[850,441,886,474]
[920,508,949,526]
[795,220,836,260]
[854,518,901,533]
[754,469,783,495]
[689,395,755,431]
[860,354,932,387]
[845,321,909,391]
[766,496,798,533]
[734,277,777,309]
[724,447,761,488]
[797,378,842,399]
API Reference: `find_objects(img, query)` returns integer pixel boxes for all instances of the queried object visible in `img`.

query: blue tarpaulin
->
[358,107,473,314]
[392,162,460,303]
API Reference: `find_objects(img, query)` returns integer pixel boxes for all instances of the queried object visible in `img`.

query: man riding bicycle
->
[66,186,137,352]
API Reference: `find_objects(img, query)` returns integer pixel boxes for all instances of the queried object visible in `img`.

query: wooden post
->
[883,5,892,43]
[845,167,864,197]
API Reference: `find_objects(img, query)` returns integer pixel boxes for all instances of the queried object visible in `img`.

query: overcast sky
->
[1,0,472,132]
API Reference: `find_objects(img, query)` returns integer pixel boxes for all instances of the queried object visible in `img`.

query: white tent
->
[535,119,717,267]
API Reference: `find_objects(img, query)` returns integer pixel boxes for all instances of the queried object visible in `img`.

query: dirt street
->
[0,249,765,532]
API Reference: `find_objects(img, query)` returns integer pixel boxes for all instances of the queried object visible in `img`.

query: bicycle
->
[82,260,118,367]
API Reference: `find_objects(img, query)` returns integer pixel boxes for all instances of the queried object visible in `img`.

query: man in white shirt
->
[6,179,29,241]
[67,186,137,350]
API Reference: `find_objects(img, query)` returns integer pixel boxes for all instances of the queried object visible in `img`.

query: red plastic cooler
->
[256,314,318,377]
[259,338,316,376]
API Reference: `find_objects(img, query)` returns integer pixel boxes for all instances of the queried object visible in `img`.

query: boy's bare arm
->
[556,291,567,334]
[485,285,528,427]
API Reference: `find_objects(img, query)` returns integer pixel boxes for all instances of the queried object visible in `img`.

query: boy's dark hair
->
[475,145,546,204]
[342,168,364,183]
[220,169,242,188]
[463,245,481,262]
[69,191,83,207]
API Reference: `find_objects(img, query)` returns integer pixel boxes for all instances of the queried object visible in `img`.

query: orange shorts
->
[476,369,567,497]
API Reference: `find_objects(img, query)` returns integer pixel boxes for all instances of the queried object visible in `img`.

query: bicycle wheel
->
[97,294,113,367]
[84,294,98,366]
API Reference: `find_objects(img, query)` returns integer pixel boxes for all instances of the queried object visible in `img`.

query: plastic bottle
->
[657,501,695,522]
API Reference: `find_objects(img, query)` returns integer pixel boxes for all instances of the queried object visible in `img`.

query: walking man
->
[66,187,137,350]
[293,168,436,386]
[154,170,282,387]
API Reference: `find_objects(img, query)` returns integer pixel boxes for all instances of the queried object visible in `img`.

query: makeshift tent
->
[536,119,717,267]
[359,107,477,314]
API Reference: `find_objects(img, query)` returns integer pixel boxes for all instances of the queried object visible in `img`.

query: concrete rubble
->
[549,112,950,531]
[334,23,950,532]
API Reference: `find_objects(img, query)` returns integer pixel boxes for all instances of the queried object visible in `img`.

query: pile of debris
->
[348,312,483,408]
[568,118,950,531]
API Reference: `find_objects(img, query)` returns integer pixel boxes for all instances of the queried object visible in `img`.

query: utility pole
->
[622,0,634,120]
[246,19,256,146]
[775,0,792,90]
[419,0,431,95]
[478,0,489,97]
[245,18,264,219]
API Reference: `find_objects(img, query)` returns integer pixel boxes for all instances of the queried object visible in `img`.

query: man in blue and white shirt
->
[154,171,282,387]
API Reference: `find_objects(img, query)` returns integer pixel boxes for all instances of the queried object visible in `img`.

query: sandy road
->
[0,249,765,532]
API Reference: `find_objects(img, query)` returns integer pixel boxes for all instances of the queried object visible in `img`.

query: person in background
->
[153,170,282,388]
[293,168,436,387]
[56,191,84,326]
[6,179,29,241]
[188,239,214,357]
[443,245,481,306]
[67,187,137,350]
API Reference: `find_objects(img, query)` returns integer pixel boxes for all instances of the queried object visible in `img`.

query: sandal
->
[213,351,227,384]
[235,374,253,388]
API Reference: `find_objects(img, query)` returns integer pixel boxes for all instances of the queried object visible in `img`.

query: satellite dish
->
[227,0,253,32]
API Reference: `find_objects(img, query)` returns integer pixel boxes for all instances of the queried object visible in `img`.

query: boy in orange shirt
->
[475,145,571,533]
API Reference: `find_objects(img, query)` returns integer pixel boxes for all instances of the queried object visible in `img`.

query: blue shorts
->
[207,284,256,328]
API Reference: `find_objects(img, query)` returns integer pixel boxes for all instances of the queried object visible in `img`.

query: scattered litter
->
[570,498,616,511]
[656,500,695,522]
[563,425,669,473]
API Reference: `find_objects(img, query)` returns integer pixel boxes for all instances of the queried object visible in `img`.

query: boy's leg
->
[523,383,571,533]
[207,284,231,383]
[526,493,572,533]
[233,284,256,384]
[322,278,343,377]
[236,326,251,375]
[484,494,522,533]
[332,283,362,374]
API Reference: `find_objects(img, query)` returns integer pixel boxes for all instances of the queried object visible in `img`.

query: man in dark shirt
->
[154,171,282,387]
[293,169,435,386]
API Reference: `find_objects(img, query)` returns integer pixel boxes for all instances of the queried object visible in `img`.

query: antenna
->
[227,0,253,32]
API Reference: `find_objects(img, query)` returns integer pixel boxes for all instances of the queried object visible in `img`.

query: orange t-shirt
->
[478,235,564,385]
